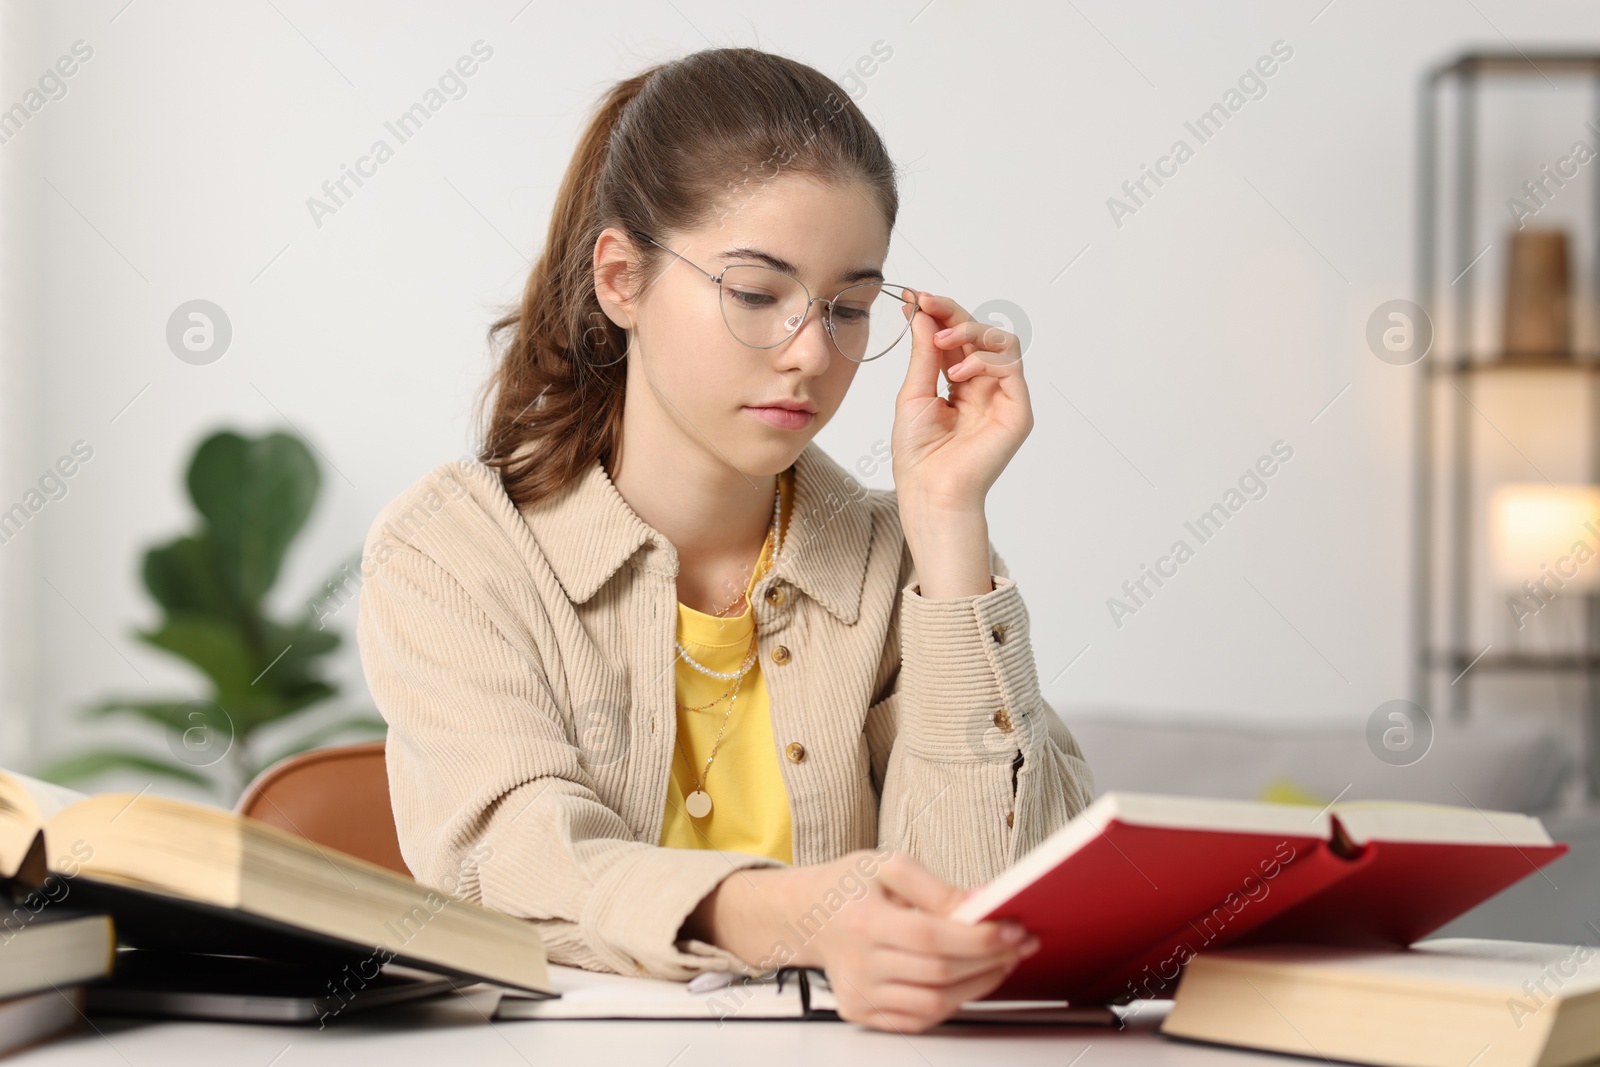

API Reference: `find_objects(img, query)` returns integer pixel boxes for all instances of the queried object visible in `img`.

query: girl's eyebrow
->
[714,246,885,285]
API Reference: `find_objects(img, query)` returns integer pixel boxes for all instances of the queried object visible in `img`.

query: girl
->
[356,46,1095,1034]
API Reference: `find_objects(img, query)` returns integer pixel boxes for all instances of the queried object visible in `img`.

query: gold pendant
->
[686,789,713,819]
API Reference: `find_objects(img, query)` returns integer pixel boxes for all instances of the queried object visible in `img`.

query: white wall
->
[6,0,1600,794]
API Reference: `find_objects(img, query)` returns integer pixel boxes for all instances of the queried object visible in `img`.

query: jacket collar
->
[516,440,874,625]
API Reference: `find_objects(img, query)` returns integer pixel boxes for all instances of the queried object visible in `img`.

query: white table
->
[15,989,1314,1065]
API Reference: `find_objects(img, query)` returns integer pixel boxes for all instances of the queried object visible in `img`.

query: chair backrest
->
[235,740,410,877]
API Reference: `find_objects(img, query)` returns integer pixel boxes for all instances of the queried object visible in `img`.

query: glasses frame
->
[629,229,920,363]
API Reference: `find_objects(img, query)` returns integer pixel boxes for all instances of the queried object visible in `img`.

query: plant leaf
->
[260,681,339,723]
[247,620,340,698]
[142,534,241,620]
[84,697,199,730]
[34,748,216,792]
[133,615,268,713]
[187,430,320,610]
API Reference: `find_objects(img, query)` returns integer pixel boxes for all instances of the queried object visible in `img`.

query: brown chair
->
[235,740,411,878]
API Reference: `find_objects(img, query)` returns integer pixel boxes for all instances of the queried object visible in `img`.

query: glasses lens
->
[827,283,917,362]
[719,265,810,348]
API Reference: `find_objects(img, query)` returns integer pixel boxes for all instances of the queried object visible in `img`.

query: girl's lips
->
[744,406,814,430]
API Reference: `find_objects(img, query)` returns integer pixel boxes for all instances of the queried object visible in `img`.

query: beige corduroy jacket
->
[355,439,1095,980]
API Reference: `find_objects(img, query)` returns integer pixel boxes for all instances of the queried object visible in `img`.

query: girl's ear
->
[593,226,644,329]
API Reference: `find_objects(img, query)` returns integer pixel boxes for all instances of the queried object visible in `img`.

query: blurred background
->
[5,1,1600,938]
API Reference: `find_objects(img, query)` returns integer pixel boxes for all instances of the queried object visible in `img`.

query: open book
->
[0,769,551,995]
[949,792,1567,1004]
[495,963,1117,1024]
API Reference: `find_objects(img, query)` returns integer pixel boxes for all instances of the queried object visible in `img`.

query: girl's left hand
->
[890,291,1034,513]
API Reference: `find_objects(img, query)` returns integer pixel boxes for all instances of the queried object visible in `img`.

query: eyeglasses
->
[630,229,920,363]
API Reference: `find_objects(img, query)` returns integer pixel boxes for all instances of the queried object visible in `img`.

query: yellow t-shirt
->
[659,467,795,864]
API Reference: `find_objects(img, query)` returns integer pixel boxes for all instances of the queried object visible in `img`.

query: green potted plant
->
[39,428,385,801]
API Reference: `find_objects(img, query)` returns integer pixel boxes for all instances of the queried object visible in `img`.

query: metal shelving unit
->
[1412,51,1600,795]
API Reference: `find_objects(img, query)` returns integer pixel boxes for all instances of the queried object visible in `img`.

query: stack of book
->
[0,910,114,1056]
[0,767,554,1044]
[947,791,1569,1002]
[945,791,1586,1062]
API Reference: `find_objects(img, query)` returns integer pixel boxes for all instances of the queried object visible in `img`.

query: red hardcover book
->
[948,793,1568,1004]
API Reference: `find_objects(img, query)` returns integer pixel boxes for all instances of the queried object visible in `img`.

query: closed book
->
[0,910,113,997]
[1161,937,1600,1067]
[0,769,552,997]
[85,948,460,1024]
[0,987,86,1058]
[948,792,1567,1003]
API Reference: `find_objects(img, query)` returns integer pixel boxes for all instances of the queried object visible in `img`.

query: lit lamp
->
[1488,484,1600,596]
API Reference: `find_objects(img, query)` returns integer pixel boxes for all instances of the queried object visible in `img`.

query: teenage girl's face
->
[618,174,892,477]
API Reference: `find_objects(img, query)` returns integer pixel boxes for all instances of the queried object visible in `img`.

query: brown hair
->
[474,46,900,508]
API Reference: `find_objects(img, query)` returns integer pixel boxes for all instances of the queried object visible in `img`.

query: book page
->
[0,770,87,823]
[1331,801,1552,846]
[1204,937,1600,996]
[0,769,88,878]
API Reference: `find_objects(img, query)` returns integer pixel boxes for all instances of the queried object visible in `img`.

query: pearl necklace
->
[674,472,785,819]
[675,641,758,711]
[673,474,784,680]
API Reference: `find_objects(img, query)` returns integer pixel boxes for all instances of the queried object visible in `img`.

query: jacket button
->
[990,623,1008,644]
[785,741,806,763]
[992,708,1013,733]
[765,584,786,606]
[771,644,791,665]
[1005,810,1015,829]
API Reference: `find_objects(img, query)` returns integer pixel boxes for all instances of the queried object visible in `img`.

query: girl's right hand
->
[697,850,1041,1033]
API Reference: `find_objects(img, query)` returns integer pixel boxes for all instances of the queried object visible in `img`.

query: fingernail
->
[935,328,952,340]
[1020,936,1041,958]
[1002,923,1026,944]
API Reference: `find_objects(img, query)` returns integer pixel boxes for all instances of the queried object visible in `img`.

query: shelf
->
[1414,49,1600,793]
[1430,52,1600,81]
[1426,650,1600,673]
[1430,355,1600,376]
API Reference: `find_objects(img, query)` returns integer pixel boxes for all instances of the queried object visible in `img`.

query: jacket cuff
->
[581,846,786,980]
[897,574,1041,764]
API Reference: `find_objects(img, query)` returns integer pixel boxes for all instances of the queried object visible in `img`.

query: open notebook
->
[495,964,1117,1024]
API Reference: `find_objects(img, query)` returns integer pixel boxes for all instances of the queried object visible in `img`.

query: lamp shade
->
[1488,484,1600,591]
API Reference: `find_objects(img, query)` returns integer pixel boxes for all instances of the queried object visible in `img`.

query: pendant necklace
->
[676,664,745,819]
[673,474,785,819]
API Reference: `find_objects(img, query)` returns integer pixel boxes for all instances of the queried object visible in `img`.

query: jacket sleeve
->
[864,540,1096,888]
[355,527,785,981]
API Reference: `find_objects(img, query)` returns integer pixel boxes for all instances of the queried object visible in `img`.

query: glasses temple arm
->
[629,228,717,282]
